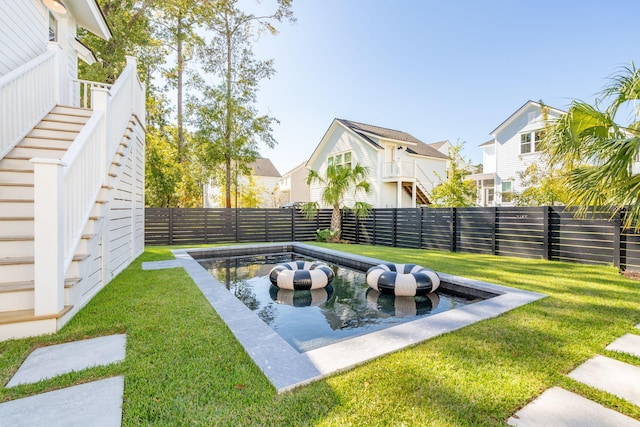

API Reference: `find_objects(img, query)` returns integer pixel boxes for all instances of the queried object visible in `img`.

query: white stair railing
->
[32,56,145,317]
[0,44,62,159]
[72,79,112,109]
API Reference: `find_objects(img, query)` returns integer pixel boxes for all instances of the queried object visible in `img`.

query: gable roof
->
[67,0,112,40]
[427,140,449,150]
[479,139,495,147]
[281,161,307,177]
[336,119,447,159]
[490,100,565,136]
[250,158,281,178]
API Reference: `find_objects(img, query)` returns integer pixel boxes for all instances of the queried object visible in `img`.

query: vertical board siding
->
[145,206,640,271]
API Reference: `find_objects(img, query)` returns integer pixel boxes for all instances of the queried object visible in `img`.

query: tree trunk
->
[176,13,184,162]
[331,205,341,238]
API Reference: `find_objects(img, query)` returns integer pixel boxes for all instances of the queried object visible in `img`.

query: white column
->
[91,86,109,179]
[31,158,66,315]
[412,182,417,207]
[396,181,402,208]
[47,42,63,105]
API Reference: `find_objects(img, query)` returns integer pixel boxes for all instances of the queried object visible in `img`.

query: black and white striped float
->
[366,263,440,296]
[269,261,335,290]
[269,285,334,307]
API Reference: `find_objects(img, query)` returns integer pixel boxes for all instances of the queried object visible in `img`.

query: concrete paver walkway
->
[0,376,124,427]
[568,355,640,406]
[607,333,640,358]
[507,386,640,427]
[1,334,126,426]
[7,334,126,387]
[509,328,640,426]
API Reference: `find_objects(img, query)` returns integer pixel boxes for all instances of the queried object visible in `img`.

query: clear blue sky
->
[247,0,640,175]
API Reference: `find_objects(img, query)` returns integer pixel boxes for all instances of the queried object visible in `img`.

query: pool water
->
[198,253,480,352]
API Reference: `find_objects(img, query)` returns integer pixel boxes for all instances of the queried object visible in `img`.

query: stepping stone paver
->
[7,334,126,387]
[607,334,640,358]
[142,260,181,270]
[0,376,123,427]
[568,355,640,407]
[507,386,640,427]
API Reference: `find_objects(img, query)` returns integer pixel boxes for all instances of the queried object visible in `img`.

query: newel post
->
[91,86,109,179]
[31,158,65,315]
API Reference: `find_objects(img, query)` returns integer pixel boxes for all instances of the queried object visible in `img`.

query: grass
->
[1,243,640,426]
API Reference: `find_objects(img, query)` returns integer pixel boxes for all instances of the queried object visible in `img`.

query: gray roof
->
[337,119,447,160]
[479,139,495,147]
[250,158,281,177]
[427,140,449,150]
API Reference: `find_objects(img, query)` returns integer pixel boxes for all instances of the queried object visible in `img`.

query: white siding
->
[309,126,380,208]
[482,145,496,173]
[493,104,562,204]
[0,1,48,76]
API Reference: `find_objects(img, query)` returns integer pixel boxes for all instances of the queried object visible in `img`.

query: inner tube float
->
[366,263,440,296]
[269,261,335,290]
[269,285,334,307]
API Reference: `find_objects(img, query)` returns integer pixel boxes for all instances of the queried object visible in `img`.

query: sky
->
[243,0,640,175]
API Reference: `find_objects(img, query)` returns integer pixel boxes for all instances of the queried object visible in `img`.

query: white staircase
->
[0,106,135,340]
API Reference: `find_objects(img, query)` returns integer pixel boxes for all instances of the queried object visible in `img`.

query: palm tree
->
[544,64,640,229]
[303,163,372,239]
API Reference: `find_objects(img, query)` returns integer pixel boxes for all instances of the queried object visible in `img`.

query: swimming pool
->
[163,243,546,393]
[197,252,481,352]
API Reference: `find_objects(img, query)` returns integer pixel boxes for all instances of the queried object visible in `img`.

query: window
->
[48,13,57,42]
[486,188,495,204]
[534,130,546,152]
[327,151,352,169]
[501,181,513,203]
[520,133,532,154]
[521,130,546,154]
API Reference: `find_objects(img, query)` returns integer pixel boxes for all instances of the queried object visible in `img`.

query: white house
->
[469,101,565,206]
[306,119,448,208]
[204,158,282,208]
[0,0,145,340]
[278,161,310,205]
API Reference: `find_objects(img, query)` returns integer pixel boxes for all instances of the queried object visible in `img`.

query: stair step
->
[26,128,78,140]
[36,120,85,132]
[51,105,92,117]
[20,137,74,150]
[0,256,33,266]
[0,305,73,326]
[0,201,34,216]
[45,113,91,125]
[0,185,33,200]
[0,277,80,293]
[0,237,33,258]
[10,146,67,159]
[0,218,33,234]
[0,158,35,170]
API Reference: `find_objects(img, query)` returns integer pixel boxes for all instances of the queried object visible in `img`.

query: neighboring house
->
[278,161,310,205]
[306,119,448,208]
[469,100,565,206]
[0,1,145,340]
[204,158,282,208]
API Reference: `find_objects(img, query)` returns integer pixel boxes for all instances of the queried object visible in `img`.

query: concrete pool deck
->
[168,242,547,393]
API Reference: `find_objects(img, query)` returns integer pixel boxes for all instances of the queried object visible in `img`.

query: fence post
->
[168,208,174,245]
[450,207,457,252]
[235,208,239,243]
[418,208,424,249]
[613,209,622,269]
[373,210,377,245]
[542,206,550,260]
[355,214,360,244]
[291,207,295,241]
[491,207,497,255]
[393,209,398,247]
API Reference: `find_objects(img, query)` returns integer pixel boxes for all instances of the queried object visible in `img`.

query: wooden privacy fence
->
[145,206,640,271]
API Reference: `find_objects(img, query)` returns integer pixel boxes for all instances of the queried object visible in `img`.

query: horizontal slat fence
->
[145,206,640,271]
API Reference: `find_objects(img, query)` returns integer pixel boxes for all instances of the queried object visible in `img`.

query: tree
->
[544,64,640,229]
[304,163,373,239]
[429,144,477,207]
[194,0,294,208]
[152,0,204,162]
[512,162,570,206]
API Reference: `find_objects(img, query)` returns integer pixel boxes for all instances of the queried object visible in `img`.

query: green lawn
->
[1,243,640,426]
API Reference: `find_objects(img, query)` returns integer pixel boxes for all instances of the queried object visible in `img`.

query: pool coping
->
[168,243,547,393]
